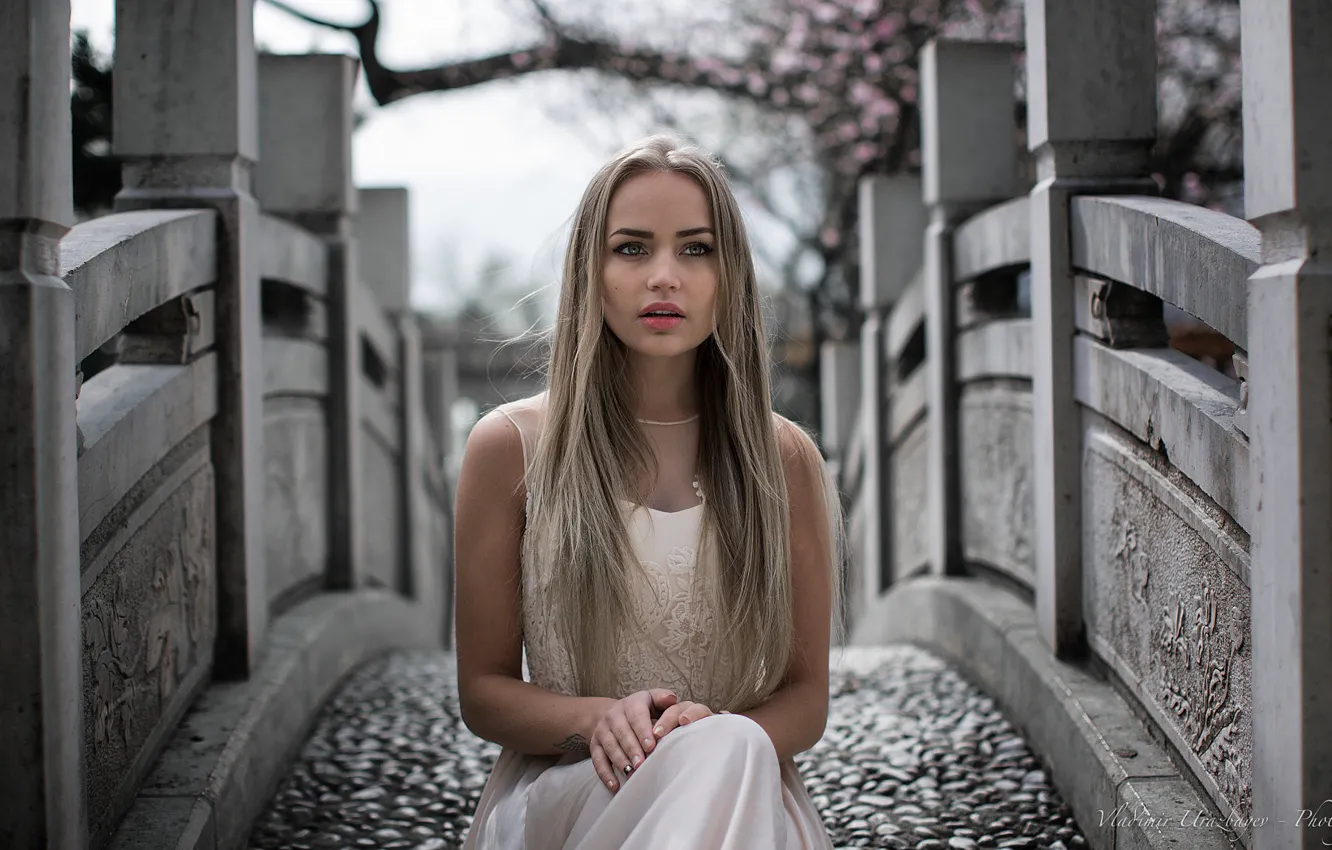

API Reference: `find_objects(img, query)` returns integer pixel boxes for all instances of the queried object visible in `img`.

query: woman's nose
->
[646,255,682,291]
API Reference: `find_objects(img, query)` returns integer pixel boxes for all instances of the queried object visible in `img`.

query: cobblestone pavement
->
[247,646,1087,849]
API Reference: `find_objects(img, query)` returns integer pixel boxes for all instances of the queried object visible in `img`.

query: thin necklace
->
[635,413,699,426]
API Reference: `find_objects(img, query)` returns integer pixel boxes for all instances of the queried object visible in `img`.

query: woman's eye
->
[612,242,646,256]
[683,243,714,257]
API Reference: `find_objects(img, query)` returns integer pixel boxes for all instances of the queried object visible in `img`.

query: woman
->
[454,133,841,850]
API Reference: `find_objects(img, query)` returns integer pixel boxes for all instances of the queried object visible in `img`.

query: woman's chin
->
[623,338,703,361]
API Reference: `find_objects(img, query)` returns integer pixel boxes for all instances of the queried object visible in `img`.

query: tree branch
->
[262,0,370,34]
[527,0,562,34]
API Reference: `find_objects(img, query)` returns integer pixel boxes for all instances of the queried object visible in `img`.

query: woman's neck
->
[627,350,698,421]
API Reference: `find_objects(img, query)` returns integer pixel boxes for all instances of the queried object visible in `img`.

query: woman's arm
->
[737,421,836,760]
[453,409,615,755]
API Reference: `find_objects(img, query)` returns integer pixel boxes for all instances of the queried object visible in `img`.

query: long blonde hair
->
[523,133,839,712]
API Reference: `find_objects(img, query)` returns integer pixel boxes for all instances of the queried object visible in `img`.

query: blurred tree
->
[72,0,1243,384]
[263,0,1242,341]
[71,31,120,218]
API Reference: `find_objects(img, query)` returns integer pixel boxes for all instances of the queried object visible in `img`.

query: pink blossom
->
[813,2,840,24]
[873,17,900,39]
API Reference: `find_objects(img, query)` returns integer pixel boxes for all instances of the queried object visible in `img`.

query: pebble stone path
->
[247,646,1087,850]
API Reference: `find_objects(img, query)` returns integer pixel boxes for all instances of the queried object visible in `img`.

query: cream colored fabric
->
[461,394,833,850]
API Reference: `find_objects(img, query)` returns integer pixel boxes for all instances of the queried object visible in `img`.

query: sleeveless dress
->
[461,394,833,850]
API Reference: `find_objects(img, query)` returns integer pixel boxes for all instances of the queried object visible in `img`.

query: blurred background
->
[68,0,1243,438]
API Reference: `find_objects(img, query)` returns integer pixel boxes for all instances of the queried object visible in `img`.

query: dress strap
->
[493,393,546,481]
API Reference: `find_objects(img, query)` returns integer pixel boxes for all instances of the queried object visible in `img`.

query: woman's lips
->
[640,315,684,330]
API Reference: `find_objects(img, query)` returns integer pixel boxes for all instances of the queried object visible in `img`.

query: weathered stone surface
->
[1082,421,1252,830]
[83,458,216,845]
[264,399,329,611]
[263,337,328,399]
[1073,337,1249,538]
[1068,196,1258,351]
[258,213,328,297]
[77,357,219,544]
[959,384,1034,585]
[956,320,1031,383]
[890,422,930,579]
[62,209,219,364]
[953,197,1031,284]
[361,428,403,592]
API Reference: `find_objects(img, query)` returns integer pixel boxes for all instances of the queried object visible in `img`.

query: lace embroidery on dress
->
[500,397,734,709]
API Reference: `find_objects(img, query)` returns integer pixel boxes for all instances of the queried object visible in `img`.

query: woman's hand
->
[650,700,718,743]
[590,688,678,791]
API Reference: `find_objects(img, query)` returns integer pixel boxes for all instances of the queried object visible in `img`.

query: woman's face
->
[601,170,719,360]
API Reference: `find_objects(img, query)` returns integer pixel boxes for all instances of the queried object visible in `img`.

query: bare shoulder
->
[772,412,824,474]
[458,406,527,505]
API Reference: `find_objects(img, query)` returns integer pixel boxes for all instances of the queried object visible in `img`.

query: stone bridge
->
[2,1,1330,850]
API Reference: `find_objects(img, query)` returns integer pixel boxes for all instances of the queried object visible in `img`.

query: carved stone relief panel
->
[891,422,930,581]
[264,398,329,610]
[360,426,404,592]
[82,460,216,843]
[1082,421,1251,828]
[959,383,1034,585]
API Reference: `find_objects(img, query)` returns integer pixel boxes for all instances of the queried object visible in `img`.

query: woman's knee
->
[669,713,774,758]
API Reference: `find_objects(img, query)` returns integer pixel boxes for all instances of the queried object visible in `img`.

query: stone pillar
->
[1026,0,1158,656]
[354,188,426,600]
[1243,3,1332,846]
[255,53,364,592]
[114,0,266,677]
[0,3,87,845]
[919,39,1018,577]
[818,339,861,460]
[356,188,412,314]
[422,327,461,470]
[857,175,927,617]
[421,327,459,647]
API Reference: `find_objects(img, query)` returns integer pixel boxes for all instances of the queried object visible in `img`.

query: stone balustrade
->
[829,2,1332,848]
[0,4,476,849]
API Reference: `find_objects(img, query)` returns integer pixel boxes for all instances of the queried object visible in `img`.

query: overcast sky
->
[69,0,640,316]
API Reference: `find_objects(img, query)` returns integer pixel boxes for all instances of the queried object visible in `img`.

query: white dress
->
[461,395,833,850]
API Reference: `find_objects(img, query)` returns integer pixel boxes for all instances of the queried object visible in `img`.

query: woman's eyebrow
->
[609,226,715,239]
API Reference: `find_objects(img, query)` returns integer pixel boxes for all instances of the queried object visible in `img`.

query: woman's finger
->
[624,692,659,755]
[597,726,632,790]
[647,688,678,718]
[608,711,646,774]
[678,702,715,726]
[589,737,618,792]
[651,702,690,740]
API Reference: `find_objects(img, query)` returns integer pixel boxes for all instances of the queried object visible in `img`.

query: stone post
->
[354,188,429,601]
[818,339,861,462]
[857,175,927,617]
[255,53,364,592]
[422,327,461,470]
[421,327,459,646]
[919,39,1018,577]
[114,0,266,678]
[1242,3,1332,846]
[356,188,413,313]
[1025,0,1158,656]
[0,2,87,845]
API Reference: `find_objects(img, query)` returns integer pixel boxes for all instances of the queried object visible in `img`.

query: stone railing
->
[1,6,460,849]
[830,4,1332,846]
